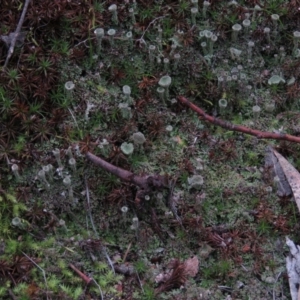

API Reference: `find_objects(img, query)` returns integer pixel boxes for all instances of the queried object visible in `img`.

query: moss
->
[1,0,299,298]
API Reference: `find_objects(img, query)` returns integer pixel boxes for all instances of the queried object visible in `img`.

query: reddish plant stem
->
[177,96,300,144]
[69,263,93,285]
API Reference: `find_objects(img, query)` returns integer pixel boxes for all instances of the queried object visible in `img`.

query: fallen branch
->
[3,0,31,69]
[86,151,169,199]
[177,96,300,144]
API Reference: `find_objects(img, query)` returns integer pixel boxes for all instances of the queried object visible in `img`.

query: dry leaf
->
[265,146,292,196]
[184,256,199,277]
[272,149,300,213]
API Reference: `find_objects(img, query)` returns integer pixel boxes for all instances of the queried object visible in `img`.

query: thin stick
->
[91,279,104,300]
[84,176,115,274]
[69,263,93,285]
[21,252,49,300]
[102,246,115,274]
[68,108,80,132]
[122,242,132,263]
[136,16,166,45]
[178,96,300,144]
[136,270,144,293]
[85,176,98,237]
[3,0,31,69]
[8,289,17,300]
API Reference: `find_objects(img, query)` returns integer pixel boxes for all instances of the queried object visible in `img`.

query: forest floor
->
[1,1,300,299]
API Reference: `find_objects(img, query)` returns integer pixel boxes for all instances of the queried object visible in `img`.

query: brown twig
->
[86,151,170,206]
[86,151,148,188]
[3,0,31,69]
[177,96,300,144]
[86,151,169,191]
[122,242,132,263]
[69,263,93,285]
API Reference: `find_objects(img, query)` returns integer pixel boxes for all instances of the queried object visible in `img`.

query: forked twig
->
[86,151,169,193]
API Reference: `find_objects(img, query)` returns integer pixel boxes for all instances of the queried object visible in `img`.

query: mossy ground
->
[1,0,300,299]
